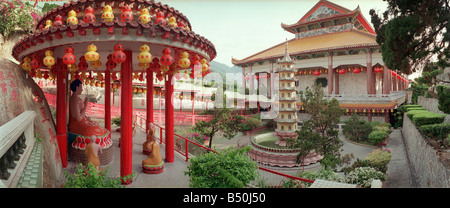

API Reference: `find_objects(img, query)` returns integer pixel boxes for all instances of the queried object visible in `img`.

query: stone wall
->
[401,115,450,188]
[418,96,450,123]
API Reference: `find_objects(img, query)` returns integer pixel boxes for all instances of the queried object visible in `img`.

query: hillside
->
[209,61,242,80]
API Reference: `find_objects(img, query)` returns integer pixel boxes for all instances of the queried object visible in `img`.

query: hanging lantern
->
[105,54,117,70]
[83,6,96,24]
[137,44,152,68]
[200,58,209,72]
[30,54,41,70]
[21,57,32,71]
[68,63,78,72]
[78,56,89,71]
[155,11,166,26]
[67,10,78,25]
[85,44,100,62]
[36,70,43,79]
[43,71,50,80]
[338,69,346,75]
[112,43,126,64]
[151,58,160,72]
[121,4,133,22]
[374,66,383,73]
[168,16,177,27]
[111,72,117,80]
[53,15,63,27]
[102,5,114,22]
[44,20,52,30]
[313,70,320,76]
[178,51,190,69]
[91,60,102,70]
[139,72,144,82]
[63,47,76,68]
[191,54,201,74]
[43,50,55,69]
[353,67,361,74]
[160,48,174,74]
[97,73,104,81]
[139,8,151,24]
[133,72,140,80]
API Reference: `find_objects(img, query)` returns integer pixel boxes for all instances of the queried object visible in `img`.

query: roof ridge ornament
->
[278,38,294,64]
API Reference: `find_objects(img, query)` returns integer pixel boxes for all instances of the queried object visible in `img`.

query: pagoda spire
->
[278,38,294,64]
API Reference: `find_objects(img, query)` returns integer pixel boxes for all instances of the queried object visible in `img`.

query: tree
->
[184,146,258,188]
[193,107,245,149]
[370,0,449,75]
[289,83,343,170]
[0,1,41,38]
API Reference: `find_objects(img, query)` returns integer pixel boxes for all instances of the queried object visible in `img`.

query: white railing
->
[0,111,37,188]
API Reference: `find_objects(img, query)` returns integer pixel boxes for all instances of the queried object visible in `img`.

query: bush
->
[406,107,425,111]
[184,146,258,188]
[0,1,41,37]
[111,116,121,127]
[368,131,388,145]
[342,115,373,142]
[406,110,429,120]
[412,112,445,126]
[436,85,450,114]
[420,123,450,141]
[365,149,392,173]
[345,167,386,188]
[239,117,261,131]
[63,163,128,188]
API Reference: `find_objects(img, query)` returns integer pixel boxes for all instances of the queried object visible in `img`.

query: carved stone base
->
[68,144,113,165]
[142,162,164,174]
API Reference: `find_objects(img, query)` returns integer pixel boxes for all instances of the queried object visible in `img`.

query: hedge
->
[368,130,388,145]
[412,112,446,126]
[406,110,429,120]
[406,107,425,111]
[436,85,450,114]
[420,123,450,141]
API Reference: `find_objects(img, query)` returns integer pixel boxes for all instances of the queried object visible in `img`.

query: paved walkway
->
[385,129,415,188]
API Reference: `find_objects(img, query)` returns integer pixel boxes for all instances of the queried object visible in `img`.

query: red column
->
[328,53,333,95]
[56,58,67,168]
[165,73,174,163]
[120,50,133,185]
[366,50,374,95]
[383,65,390,95]
[392,72,397,91]
[146,69,154,137]
[105,69,111,138]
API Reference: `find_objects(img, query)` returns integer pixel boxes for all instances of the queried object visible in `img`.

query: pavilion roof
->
[232,29,378,66]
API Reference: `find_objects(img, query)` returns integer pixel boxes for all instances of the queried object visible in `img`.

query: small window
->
[281,114,285,119]
[281,126,285,130]
[288,126,292,130]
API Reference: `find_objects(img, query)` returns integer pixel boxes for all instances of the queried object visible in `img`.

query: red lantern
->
[121,5,133,22]
[374,67,382,73]
[78,56,88,71]
[63,47,76,67]
[112,43,126,64]
[83,6,96,24]
[106,54,117,70]
[30,54,41,70]
[191,55,201,71]
[155,11,166,26]
[338,69,346,75]
[353,67,361,74]
[43,71,49,80]
[160,48,174,66]
[151,58,160,72]
[53,15,63,27]
[313,70,320,76]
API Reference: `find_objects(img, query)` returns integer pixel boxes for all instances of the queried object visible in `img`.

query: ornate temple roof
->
[232,29,377,65]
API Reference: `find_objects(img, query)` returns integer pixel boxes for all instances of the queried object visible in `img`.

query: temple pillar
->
[120,50,133,185]
[366,50,374,95]
[105,69,111,138]
[165,73,174,163]
[334,70,339,95]
[383,64,390,95]
[392,72,397,91]
[368,110,372,122]
[249,64,254,95]
[385,110,390,123]
[146,69,154,137]
[328,53,333,95]
[56,58,68,168]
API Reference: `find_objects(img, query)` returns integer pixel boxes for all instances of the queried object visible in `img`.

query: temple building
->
[232,0,408,124]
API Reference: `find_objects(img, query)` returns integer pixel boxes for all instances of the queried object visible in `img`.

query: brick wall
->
[401,115,450,188]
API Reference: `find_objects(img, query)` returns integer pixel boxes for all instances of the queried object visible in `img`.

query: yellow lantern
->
[137,44,152,67]
[85,44,100,62]
[43,50,55,69]
[95,81,100,87]
[36,70,43,78]
[68,63,78,72]
[133,87,137,93]
[139,62,149,69]
[200,58,208,72]
[91,60,102,69]
[178,51,190,69]
[139,8,151,24]
[21,57,32,71]
[101,5,114,22]
[97,73,103,81]
[101,82,105,88]
[44,20,52,30]
[168,16,177,27]
[67,10,78,25]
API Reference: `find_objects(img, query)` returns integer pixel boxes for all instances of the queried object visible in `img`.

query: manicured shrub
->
[406,107,426,111]
[420,123,450,141]
[406,110,429,120]
[365,149,392,173]
[412,112,445,126]
[368,130,388,145]
[345,167,386,188]
[436,85,450,114]
[297,168,345,188]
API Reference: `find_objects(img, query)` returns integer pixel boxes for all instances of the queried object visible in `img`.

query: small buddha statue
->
[142,123,164,174]
[84,135,103,171]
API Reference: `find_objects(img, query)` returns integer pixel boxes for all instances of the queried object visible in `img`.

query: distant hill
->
[209,61,242,80]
